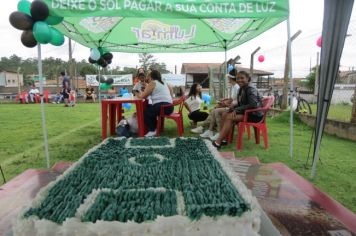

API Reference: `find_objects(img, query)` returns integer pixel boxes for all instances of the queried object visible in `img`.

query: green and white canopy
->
[45,0,289,52]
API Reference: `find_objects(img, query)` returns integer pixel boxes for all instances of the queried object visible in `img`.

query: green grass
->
[0,103,355,213]
[310,104,352,122]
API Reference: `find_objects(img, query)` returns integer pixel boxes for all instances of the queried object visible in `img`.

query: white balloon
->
[90,48,101,61]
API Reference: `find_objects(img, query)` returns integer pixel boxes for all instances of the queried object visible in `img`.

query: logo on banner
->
[131,20,196,44]
[80,17,122,33]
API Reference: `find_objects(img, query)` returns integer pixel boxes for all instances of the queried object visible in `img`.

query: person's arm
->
[137,81,155,99]
[167,84,173,98]
[184,100,191,114]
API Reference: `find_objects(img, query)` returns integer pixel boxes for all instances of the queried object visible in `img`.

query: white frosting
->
[14,138,261,236]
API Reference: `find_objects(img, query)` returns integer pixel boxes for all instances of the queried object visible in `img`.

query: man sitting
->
[84,85,96,102]
[28,85,39,103]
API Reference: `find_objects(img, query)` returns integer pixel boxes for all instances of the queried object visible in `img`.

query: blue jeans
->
[144,102,173,132]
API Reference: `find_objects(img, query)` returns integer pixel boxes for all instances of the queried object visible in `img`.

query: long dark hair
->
[188,83,202,99]
[149,70,164,85]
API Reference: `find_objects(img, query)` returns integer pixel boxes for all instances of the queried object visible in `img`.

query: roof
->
[339,70,356,78]
[181,63,273,76]
[0,69,19,74]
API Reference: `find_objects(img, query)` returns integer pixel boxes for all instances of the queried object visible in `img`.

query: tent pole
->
[37,44,50,169]
[287,18,294,160]
[224,43,227,98]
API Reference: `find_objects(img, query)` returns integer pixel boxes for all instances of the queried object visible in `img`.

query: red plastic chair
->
[43,90,49,103]
[156,96,186,137]
[228,96,274,150]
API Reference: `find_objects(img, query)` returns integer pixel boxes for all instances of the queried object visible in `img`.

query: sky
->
[1,0,355,78]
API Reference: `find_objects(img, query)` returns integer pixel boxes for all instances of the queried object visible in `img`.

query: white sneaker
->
[145,131,156,137]
[200,130,214,139]
[191,126,203,134]
[210,133,220,141]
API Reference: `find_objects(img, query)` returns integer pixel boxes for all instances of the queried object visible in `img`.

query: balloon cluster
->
[9,0,65,48]
[227,64,234,72]
[88,48,113,68]
[96,75,114,90]
[202,93,211,107]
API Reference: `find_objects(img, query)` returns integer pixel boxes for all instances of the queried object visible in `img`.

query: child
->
[69,90,76,107]
[184,83,209,133]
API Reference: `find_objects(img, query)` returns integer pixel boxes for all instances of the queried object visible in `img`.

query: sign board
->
[33,75,46,81]
[86,74,133,86]
[162,74,186,87]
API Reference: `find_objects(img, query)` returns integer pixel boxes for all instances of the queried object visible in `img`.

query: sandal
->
[212,141,221,150]
[221,140,228,146]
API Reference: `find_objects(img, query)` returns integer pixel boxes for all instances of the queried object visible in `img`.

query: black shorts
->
[247,114,263,123]
[188,110,209,122]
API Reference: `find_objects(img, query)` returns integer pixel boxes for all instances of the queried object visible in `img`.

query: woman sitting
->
[212,71,263,149]
[197,68,240,138]
[137,70,173,137]
[184,83,209,133]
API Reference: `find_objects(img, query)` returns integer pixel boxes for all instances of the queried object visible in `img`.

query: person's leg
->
[208,109,217,131]
[92,94,96,102]
[144,104,161,132]
[215,108,228,131]
[216,113,243,145]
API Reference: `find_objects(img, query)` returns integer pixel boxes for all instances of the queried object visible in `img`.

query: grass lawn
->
[310,104,353,122]
[0,103,355,213]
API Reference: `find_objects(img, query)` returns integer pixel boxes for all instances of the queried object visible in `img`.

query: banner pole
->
[37,44,50,169]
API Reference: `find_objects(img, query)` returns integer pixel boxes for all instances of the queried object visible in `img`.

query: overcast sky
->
[1,0,355,77]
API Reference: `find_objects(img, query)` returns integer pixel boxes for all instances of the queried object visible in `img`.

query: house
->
[339,70,356,84]
[0,70,24,88]
[181,63,273,89]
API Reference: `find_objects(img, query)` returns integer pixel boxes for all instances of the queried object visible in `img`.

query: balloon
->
[88,57,97,64]
[103,52,113,61]
[106,78,114,85]
[99,83,111,90]
[17,0,31,16]
[9,11,34,30]
[45,15,63,25]
[316,36,322,47]
[107,59,112,64]
[90,48,101,61]
[33,21,52,44]
[97,57,108,67]
[49,27,64,46]
[202,94,211,104]
[258,55,265,63]
[30,0,49,22]
[122,93,131,98]
[96,75,105,83]
[21,30,37,48]
[228,64,234,72]
[123,103,132,110]
[98,47,105,56]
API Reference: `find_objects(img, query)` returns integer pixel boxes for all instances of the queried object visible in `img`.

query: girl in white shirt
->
[184,83,209,133]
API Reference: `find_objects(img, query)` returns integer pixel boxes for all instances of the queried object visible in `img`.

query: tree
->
[139,53,156,71]
[139,53,171,73]
[304,67,317,92]
[79,65,97,77]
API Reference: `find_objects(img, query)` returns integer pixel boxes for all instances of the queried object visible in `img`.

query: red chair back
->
[262,96,275,110]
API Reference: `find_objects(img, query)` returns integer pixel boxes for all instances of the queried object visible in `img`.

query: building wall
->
[1,71,24,87]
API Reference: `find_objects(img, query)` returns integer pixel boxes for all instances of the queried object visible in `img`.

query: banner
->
[86,74,133,86]
[46,0,289,18]
[162,74,186,87]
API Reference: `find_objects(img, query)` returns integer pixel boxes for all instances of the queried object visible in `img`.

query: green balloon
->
[33,21,52,44]
[46,15,63,25]
[49,27,64,46]
[17,0,31,16]
[100,83,111,90]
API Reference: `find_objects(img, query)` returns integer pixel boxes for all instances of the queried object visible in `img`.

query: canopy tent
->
[44,0,289,53]
[32,0,290,168]
[311,0,354,178]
